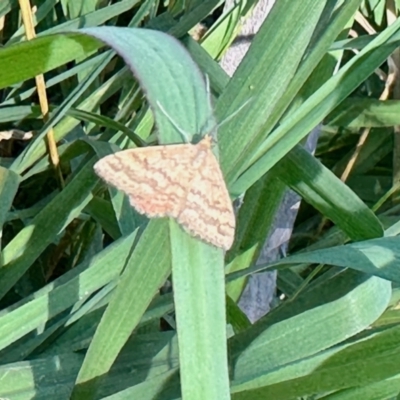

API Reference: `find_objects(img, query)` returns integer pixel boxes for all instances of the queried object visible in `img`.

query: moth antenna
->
[202,74,219,141]
[205,74,213,109]
[202,74,252,138]
[197,96,252,142]
[156,101,191,143]
[217,97,253,129]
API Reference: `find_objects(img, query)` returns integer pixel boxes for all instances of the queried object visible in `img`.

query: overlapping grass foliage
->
[1,0,400,399]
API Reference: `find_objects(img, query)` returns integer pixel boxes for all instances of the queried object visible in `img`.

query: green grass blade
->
[326,98,400,128]
[232,19,400,194]
[0,167,20,246]
[67,26,231,400]
[43,0,143,36]
[231,236,400,283]
[0,353,83,399]
[233,324,400,399]
[0,231,137,351]
[11,51,114,174]
[71,220,171,399]
[230,272,391,392]
[274,145,383,240]
[281,236,400,282]
[225,174,286,301]
[0,159,97,300]
[0,33,100,89]
[170,221,230,400]
[321,373,400,399]
[217,0,328,182]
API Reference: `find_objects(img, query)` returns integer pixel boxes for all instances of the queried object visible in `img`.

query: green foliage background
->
[0,0,400,399]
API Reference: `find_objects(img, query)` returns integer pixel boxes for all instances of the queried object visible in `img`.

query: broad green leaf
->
[79,26,215,145]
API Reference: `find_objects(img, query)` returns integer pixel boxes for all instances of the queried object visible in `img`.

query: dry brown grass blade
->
[386,1,400,186]
[341,7,399,183]
[18,0,64,187]
[0,15,4,43]
[316,6,399,238]
[340,76,394,182]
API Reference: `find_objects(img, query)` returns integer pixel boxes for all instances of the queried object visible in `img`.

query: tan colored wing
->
[94,135,235,250]
[94,143,199,218]
[176,138,235,251]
